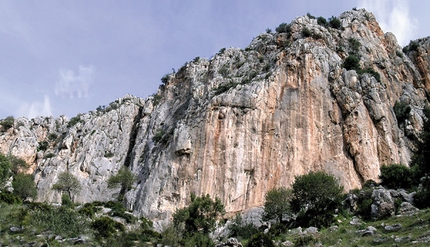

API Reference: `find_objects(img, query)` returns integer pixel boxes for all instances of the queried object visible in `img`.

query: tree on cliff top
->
[52,172,81,201]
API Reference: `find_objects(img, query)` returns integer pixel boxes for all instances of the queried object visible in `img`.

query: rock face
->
[0,9,429,223]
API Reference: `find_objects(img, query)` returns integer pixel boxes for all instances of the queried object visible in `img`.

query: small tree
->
[0,153,11,186]
[173,193,225,236]
[262,187,292,224]
[0,116,14,130]
[52,172,82,201]
[291,171,344,228]
[107,166,135,201]
[12,173,37,200]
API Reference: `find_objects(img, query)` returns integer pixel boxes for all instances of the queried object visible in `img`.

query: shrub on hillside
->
[246,232,275,247]
[12,173,37,200]
[317,16,328,26]
[379,164,413,190]
[92,216,125,239]
[291,171,344,228]
[328,16,341,29]
[262,187,292,224]
[343,55,360,71]
[276,23,291,33]
[173,193,225,236]
[393,100,411,124]
[0,116,14,130]
[0,153,11,185]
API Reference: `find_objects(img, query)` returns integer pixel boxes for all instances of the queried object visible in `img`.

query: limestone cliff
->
[0,9,429,224]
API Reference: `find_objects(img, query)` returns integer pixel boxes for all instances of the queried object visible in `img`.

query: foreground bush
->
[291,171,344,228]
[379,164,413,190]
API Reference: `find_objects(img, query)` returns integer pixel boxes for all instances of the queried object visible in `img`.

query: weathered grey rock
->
[384,223,402,232]
[349,216,361,225]
[304,227,318,235]
[216,238,243,247]
[0,9,429,224]
[9,226,23,233]
[357,226,377,236]
[397,202,419,216]
[371,187,395,220]
[395,236,411,243]
[372,237,390,244]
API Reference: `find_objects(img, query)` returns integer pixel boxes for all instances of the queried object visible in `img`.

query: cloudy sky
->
[0,0,428,119]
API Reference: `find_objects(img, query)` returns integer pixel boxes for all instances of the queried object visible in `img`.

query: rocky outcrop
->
[0,9,429,223]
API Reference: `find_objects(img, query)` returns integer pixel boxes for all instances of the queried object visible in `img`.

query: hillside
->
[0,8,429,229]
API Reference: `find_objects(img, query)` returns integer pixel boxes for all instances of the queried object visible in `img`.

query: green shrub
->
[359,67,381,82]
[348,37,361,53]
[291,171,344,228]
[343,55,360,71]
[8,155,28,174]
[0,153,12,185]
[43,153,55,159]
[107,167,135,192]
[262,187,292,224]
[294,234,318,247]
[159,224,182,246]
[173,193,225,236]
[266,28,272,34]
[301,27,312,37]
[276,23,291,33]
[152,128,166,143]
[161,74,170,84]
[218,47,226,54]
[104,151,114,158]
[37,141,49,152]
[246,232,275,247]
[184,232,215,247]
[12,173,37,200]
[307,13,316,19]
[408,40,419,52]
[317,16,328,26]
[393,100,411,123]
[213,80,239,95]
[396,50,404,58]
[61,193,73,207]
[0,191,22,204]
[329,16,341,29]
[67,114,82,128]
[92,216,125,239]
[0,116,14,130]
[78,202,101,218]
[351,188,373,219]
[30,205,90,237]
[379,164,413,189]
[47,133,58,141]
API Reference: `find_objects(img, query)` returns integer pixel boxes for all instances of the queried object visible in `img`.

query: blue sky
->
[0,0,427,119]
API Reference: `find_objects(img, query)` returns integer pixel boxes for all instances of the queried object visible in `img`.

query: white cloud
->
[55,65,93,99]
[16,95,53,119]
[357,0,418,46]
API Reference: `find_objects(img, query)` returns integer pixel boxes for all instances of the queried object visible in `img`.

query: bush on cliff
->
[173,193,225,236]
